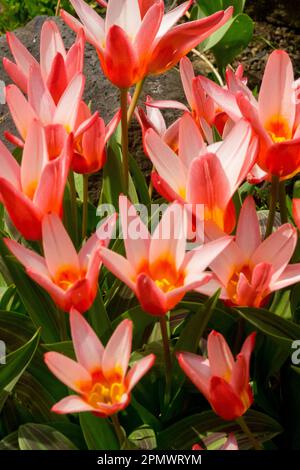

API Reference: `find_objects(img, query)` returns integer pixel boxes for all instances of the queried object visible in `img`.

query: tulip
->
[0,120,71,240]
[192,433,238,450]
[145,114,257,233]
[44,309,155,415]
[4,20,85,103]
[293,198,300,229]
[5,212,116,312]
[199,50,300,180]
[177,330,256,421]
[61,0,233,89]
[5,66,120,173]
[198,196,300,307]
[99,195,232,316]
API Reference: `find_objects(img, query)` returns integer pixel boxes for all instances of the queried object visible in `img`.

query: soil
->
[0,2,299,204]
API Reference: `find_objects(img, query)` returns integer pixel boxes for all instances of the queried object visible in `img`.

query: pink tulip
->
[61,0,232,88]
[99,195,232,316]
[0,120,71,240]
[192,433,238,450]
[4,20,85,103]
[177,330,256,421]
[5,66,120,173]
[145,114,257,233]
[45,309,155,415]
[199,50,300,180]
[198,196,300,307]
[5,212,116,311]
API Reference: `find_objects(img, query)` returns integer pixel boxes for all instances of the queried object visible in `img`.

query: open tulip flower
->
[5,65,120,173]
[4,20,85,103]
[45,309,155,415]
[199,50,300,180]
[198,196,300,308]
[0,119,72,240]
[145,114,257,233]
[61,0,233,89]
[100,195,232,316]
[177,330,256,421]
[192,433,239,451]
[5,212,117,312]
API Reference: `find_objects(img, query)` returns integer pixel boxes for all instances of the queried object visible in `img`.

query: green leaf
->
[86,288,113,344]
[79,412,119,450]
[223,0,246,14]
[18,423,77,450]
[157,409,282,450]
[74,173,84,201]
[99,134,124,208]
[212,14,254,71]
[235,306,300,347]
[112,305,156,350]
[0,431,19,450]
[129,425,157,450]
[129,153,151,207]
[0,329,40,411]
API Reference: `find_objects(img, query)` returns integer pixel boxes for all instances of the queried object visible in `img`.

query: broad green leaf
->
[0,329,40,411]
[129,425,157,450]
[212,14,254,71]
[86,288,113,343]
[0,431,19,450]
[79,412,119,450]
[129,154,151,207]
[43,340,75,359]
[99,135,124,208]
[223,0,246,14]
[18,423,77,450]
[74,173,84,201]
[157,409,282,450]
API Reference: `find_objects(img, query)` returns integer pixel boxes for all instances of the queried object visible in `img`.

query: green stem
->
[159,316,172,407]
[120,88,129,194]
[111,414,125,448]
[279,180,288,224]
[264,175,279,239]
[127,79,145,125]
[55,0,61,16]
[82,174,89,241]
[68,172,78,248]
[236,416,263,450]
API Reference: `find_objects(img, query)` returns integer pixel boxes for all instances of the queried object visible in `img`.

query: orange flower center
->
[87,367,125,407]
[24,180,38,200]
[53,265,82,291]
[227,264,252,304]
[150,258,185,293]
[265,116,292,143]
[204,206,225,231]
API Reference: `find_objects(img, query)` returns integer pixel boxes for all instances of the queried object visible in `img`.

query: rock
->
[0,15,188,203]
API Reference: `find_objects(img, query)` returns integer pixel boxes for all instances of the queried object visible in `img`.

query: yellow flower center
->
[87,367,125,408]
[265,116,291,143]
[24,180,38,200]
[227,264,252,305]
[155,277,175,293]
[53,265,82,291]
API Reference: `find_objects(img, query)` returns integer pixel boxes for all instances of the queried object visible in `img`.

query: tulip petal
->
[126,354,155,392]
[70,0,105,43]
[106,0,141,38]
[44,351,92,393]
[134,2,164,65]
[54,73,85,131]
[6,31,38,77]
[40,20,66,79]
[198,76,241,122]
[100,247,136,292]
[177,352,211,400]
[235,196,261,258]
[2,58,28,93]
[135,273,167,316]
[4,238,49,277]
[28,64,56,124]
[46,53,68,104]
[183,236,233,275]
[157,1,192,38]
[207,330,234,380]
[5,85,37,140]
[209,376,245,420]
[0,140,20,188]
[178,112,206,168]
[61,9,100,49]
[270,263,300,291]
[52,395,94,414]
[102,319,132,381]
[221,434,239,451]
[264,138,300,179]
[70,308,104,374]
[42,214,80,278]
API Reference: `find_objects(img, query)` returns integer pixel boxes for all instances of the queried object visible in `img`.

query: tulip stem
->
[236,416,263,450]
[279,181,288,224]
[111,414,125,449]
[159,316,172,407]
[68,172,79,248]
[120,88,129,194]
[264,175,279,239]
[82,174,89,241]
[127,79,145,125]
[55,0,61,16]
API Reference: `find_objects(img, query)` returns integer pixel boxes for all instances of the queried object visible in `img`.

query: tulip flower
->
[198,196,300,307]
[5,66,120,173]
[44,309,155,415]
[99,195,232,316]
[177,330,256,421]
[5,212,116,312]
[4,20,85,103]
[293,198,300,229]
[192,433,238,451]
[61,0,233,89]
[145,114,257,233]
[0,120,72,240]
[199,50,300,180]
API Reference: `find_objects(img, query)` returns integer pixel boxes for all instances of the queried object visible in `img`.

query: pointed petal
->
[46,53,68,104]
[0,140,20,188]
[177,352,211,400]
[198,75,241,121]
[2,58,28,93]
[70,308,104,374]
[4,238,48,277]
[5,85,37,140]
[221,434,239,451]
[102,319,132,381]
[40,20,66,79]
[135,273,168,316]
[6,31,38,76]
[259,50,295,134]
[235,196,261,258]
[42,214,80,278]
[126,354,155,392]
[100,247,136,292]
[207,330,234,379]
[270,263,300,291]
[209,376,245,420]
[106,0,141,38]
[70,0,105,43]
[52,395,94,414]
[180,56,195,109]
[134,1,163,63]
[178,112,206,168]
[54,73,85,131]
[44,351,92,393]
[264,138,300,179]
[61,9,100,49]
[65,29,85,81]
[183,236,233,274]
[157,1,192,38]
[28,64,56,124]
